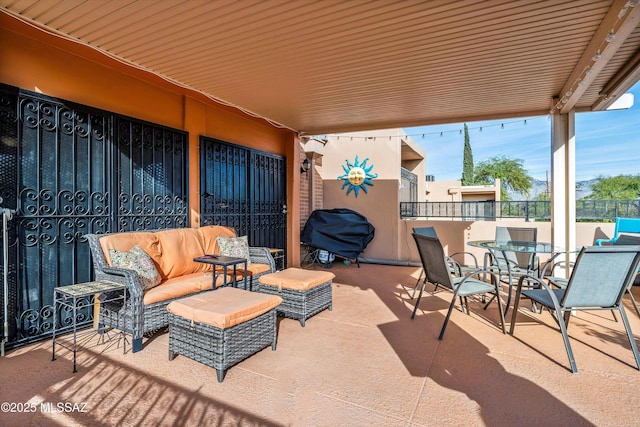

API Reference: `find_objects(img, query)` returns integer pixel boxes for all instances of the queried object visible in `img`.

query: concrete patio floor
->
[2,262,640,426]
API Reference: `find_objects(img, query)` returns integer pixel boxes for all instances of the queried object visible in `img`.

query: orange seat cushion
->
[167,287,282,329]
[143,272,219,305]
[258,268,335,291]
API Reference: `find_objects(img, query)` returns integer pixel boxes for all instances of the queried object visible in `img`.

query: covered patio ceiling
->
[2,0,640,135]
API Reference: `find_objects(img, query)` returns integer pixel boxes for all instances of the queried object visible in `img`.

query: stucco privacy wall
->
[400,219,616,268]
[318,129,425,261]
[323,180,400,261]
[0,14,302,265]
[321,130,426,197]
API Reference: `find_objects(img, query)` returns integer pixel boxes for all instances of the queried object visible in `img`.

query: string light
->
[552,0,637,112]
[303,118,541,142]
[605,30,616,42]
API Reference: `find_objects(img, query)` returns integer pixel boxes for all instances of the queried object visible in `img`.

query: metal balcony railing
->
[400,200,640,221]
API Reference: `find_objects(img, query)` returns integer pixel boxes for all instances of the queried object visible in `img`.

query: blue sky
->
[404,81,640,182]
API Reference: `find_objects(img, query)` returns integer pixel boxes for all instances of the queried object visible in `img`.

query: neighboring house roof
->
[1,1,639,134]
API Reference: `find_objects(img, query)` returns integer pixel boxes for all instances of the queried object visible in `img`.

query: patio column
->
[550,107,577,276]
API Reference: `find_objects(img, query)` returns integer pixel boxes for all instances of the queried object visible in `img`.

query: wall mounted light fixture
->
[300,158,311,174]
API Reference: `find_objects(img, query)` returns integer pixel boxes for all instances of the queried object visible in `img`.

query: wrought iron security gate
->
[200,137,287,260]
[0,84,188,349]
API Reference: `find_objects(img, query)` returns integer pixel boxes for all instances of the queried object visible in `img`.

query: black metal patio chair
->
[411,232,506,340]
[510,245,640,374]
[410,226,478,298]
[547,234,640,318]
[484,226,539,312]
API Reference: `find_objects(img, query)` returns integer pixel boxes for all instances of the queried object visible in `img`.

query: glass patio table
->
[467,240,572,314]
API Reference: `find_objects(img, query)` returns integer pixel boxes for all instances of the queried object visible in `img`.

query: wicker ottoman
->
[257,268,335,326]
[166,287,282,382]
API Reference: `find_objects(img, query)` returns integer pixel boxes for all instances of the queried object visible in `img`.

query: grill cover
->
[301,208,375,259]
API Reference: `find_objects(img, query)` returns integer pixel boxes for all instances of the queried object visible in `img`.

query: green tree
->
[473,155,533,201]
[589,174,640,199]
[461,123,474,185]
[534,192,550,201]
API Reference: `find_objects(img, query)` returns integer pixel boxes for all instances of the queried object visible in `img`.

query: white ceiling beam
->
[556,0,640,114]
[592,49,640,110]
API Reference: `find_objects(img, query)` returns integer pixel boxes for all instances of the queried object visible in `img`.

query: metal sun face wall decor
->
[338,155,378,197]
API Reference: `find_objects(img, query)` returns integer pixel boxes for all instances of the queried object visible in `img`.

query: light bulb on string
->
[606,31,616,43]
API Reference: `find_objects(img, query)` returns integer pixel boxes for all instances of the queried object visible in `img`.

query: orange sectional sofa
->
[85,226,276,352]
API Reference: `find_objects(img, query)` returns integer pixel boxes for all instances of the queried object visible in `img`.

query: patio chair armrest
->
[551,260,574,275]
[98,266,145,301]
[445,255,462,276]
[460,267,497,282]
[484,250,520,273]
[450,251,478,268]
[248,247,276,272]
[595,238,615,246]
[516,273,547,289]
[513,274,562,306]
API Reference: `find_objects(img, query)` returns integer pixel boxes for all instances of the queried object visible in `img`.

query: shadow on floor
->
[332,263,595,426]
[0,345,284,427]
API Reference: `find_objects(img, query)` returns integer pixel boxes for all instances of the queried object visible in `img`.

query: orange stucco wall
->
[0,14,301,265]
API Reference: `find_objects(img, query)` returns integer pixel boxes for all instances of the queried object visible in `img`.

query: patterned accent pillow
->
[216,235,252,265]
[109,245,162,291]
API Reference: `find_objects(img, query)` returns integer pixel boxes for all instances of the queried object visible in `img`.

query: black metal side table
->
[194,255,249,290]
[52,281,127,373]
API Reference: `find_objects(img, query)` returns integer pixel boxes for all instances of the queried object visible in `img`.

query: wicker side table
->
[257,268,335,326]
[167,287,282,382]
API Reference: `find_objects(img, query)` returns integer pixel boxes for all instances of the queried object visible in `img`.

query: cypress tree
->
[461,123,474,185]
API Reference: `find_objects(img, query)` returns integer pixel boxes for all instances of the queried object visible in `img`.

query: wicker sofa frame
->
[257,280,333,326]
[168,310,278,382]
[84,230,276,352]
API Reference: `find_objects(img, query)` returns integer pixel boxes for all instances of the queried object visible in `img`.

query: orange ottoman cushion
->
[166,287,282,329]
[257,268,335,291]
